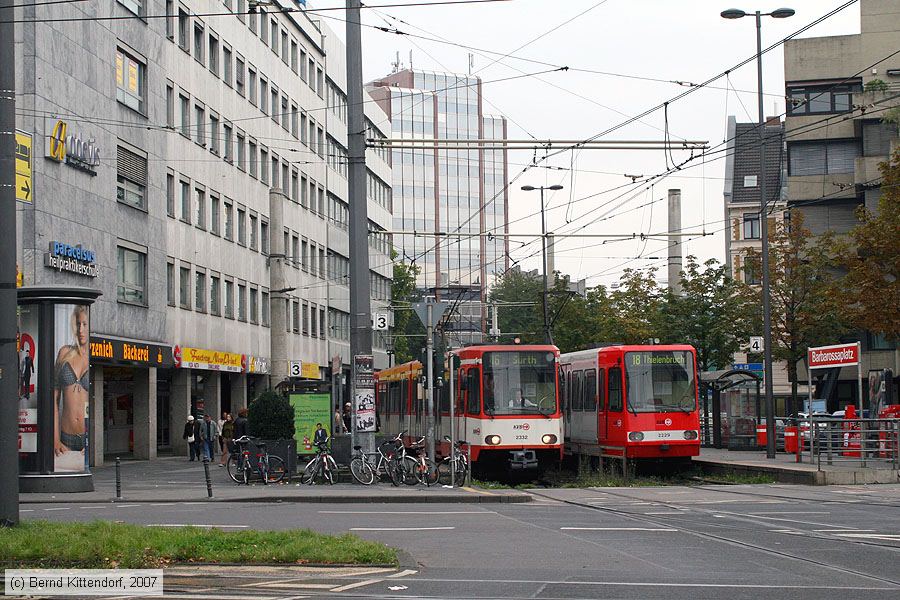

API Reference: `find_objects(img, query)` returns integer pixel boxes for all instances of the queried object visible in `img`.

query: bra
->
[57,361,89,390]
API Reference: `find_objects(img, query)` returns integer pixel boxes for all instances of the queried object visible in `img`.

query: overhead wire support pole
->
[0,0,20,527]
[347,0,374,454]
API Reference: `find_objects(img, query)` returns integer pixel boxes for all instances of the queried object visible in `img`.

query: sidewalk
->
[694,447,900,485]
[20,456,532,504]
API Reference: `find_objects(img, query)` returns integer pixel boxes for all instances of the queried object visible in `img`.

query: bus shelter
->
[700,370,761,450]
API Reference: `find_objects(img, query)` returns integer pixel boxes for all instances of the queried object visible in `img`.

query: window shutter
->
[826,140,859,174]
[789,143,825,176]
[117,146,147,185]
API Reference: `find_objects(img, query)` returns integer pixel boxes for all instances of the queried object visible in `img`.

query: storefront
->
[89,335,174,463]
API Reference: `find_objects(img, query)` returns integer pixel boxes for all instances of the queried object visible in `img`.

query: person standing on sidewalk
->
[183,415,200,461]
[217,411,228,457]
[234,408,249,438]
[200,413,219,461]
[333,404,345,435]
[219,413,235,467]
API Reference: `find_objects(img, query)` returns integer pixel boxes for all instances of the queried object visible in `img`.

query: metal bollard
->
[202,456,214,498]
[115,457,123,501]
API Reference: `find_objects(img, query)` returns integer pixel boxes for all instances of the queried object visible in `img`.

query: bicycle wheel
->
[401,455,420,485]
[350,457,376,485]
[259,458,269,485]
[324,455,338,485]
[242,458,252,486]
[266,456,286,483]
[226,455,241,484]
[301,457,319,485]
[421,458,439,487]
[387,458,402,487]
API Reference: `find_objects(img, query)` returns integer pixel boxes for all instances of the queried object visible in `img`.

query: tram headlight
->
[683,430,698,440]
[541,434,557,445]
[628,431,645,442]
[485,435,502,445]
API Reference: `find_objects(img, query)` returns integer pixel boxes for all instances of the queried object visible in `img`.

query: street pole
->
[346,0,373,453]
[756,11,776,460]
[449,350,456,487]
[425,301,435,463]
[539,188,552,345]
[0,0,21,526]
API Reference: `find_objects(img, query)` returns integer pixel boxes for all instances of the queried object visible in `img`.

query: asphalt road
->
[19,483,900,599]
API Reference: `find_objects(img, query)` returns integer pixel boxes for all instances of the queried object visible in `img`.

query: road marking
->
[114,504,140,508]
[44,507,70,511]
[20,509,34,513]
[151,503,177,506]
[834,533,900,541]
[387,569,418,578]
[319,510,490,515]
[329,579,383,593]
[350,526,455,531]
[146,524,249,529]
[644,512,684,515]
[813,528,875,532]
[79,506,107,509]
[751,511,830,515]
[392,577,894,591]
[560,527,677,532]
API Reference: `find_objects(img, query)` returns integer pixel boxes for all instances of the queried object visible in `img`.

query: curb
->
[20,493,533,505]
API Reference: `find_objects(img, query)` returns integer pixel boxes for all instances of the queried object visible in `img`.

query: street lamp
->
[721,7,794,460]
[521,184,563,345]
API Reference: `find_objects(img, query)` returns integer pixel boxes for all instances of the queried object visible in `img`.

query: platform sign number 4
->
[373,313,389,330]
[749,336,764,353]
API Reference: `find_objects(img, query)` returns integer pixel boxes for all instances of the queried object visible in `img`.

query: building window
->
[271,88,280,124]
[259,147,269,184]
[210,274,220,315]
[302,301,309,336]
[223,123,233,162]
[281,31,289,64]
[291,235,299,269]
[248,140,257,178]
[300,49,308,82]
[290,103,299,139]
[115,48,146,113]
[787,83,859,115]
[116,146,147,210]
[195,270,206,313]
[260,220,269,255]
[209,113,219,155]
[194,187,206,230]
[290,40,298,73]
[179,265,191,309]
[249,213,258,251]
[867,331,896,351]
[224,279,234,318]
[248,67,257,106]
[165,0,174,39]
[270,18,278,52]
[193,22,205,64]
[235,55,245,95]
[166,261,176,306]
[177,7,189,51]
[249,287,258,324]
[744,255,761,285]
[166,171,175,217]
[236,131,245,170]
[194,104,206,146]
[179,93,189,136]
[259,77,268,115]
[237,206,247,245]
[261,291,270,327]
[180,179,191,223]
[222,45,232,87]
[238,283,247,321]
[208,32,219,76]
[117,245,147,305]
[165,83,174,127]
[319,307,326,339]
[223,199,233,240]
[788,140,860,176]
[292,301,300,333]
[742,213,760,240]
[210,194,220,236]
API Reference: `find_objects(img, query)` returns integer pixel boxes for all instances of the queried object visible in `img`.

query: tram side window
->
[572,370,584,411]
[439,378,450,413]
[400,379,408,416]
[466,369,480,414]
[608,367,623,412]
[559,371,567,413]
[584,370,597,411]
[389,381,400,414]
[597,369,605,410]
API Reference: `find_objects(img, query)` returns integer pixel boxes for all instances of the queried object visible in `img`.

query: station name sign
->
[44,241,99,278]
[807,342,859,369]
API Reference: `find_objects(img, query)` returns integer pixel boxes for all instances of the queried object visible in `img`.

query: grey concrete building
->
[783,0,899,410]
[14,0,392,464]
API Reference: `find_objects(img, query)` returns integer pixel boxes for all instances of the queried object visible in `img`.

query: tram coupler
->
[508,450,538,470]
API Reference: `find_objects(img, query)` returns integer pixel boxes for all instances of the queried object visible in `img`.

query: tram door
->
[584,369,599,443]
[595,369,607,444]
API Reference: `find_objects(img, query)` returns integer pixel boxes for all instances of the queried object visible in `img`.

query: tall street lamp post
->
[521,184,563,345]
[721,7,794,460]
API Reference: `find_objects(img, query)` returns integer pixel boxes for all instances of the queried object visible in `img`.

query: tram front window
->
[483,351,556,416]
[625,351,696,413]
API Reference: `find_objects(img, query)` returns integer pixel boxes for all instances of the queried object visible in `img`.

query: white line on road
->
[387,570,418,578]
[560,527,677,532]
[834,533,900,540]
[643,512,684,515]
[114,504,140,508]
[20,509,33,512]
[329,579,383,593]
[44,507,70,511]
[751,511,830,515]
[813,528,875,532]
[350,526,455,531]
[78,506,108,509]
[392,577,895,591]
[146,524,249,528]
[319,511,490,515]
[151,503,177,506]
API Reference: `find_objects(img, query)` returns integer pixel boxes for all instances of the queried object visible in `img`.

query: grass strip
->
[0,521,397,568]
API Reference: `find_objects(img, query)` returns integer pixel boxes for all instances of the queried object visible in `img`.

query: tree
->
[489,267,543,344]
[841,147,900,341]
[752,211,848,413]
[659,256,760,371]
[390,256,421,364]
[608,268,664,344]
[248,390,295,440]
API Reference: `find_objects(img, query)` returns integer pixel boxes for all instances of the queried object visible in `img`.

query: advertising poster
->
[52,303,91,473]
[289,393,332,455]
[355,390,376,433]
[869,369,892,418]
[18,306,39,461]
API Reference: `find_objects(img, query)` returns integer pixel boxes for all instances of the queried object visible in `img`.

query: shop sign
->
[246,355,270,374]
[174,345,243,372]
[44,241,100,278]
[45,117,101,175]
[89,335,174,367]
[301,362,320,379]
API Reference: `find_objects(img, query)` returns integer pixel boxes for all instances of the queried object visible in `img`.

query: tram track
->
[526,488,900,588]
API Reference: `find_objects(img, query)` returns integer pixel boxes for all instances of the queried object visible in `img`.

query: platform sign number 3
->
[749,336,764,353]
[373,313,389,331]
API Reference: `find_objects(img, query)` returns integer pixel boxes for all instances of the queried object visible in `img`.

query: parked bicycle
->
[401,435,439,486]
[349,432,405,486]
[300,437,339,485]
[437,436,469,486]
[227,436,286,485]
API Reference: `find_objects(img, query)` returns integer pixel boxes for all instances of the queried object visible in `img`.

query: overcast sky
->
[315,0,861,288]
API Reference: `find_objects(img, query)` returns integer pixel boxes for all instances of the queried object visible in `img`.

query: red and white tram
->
[560,344,700,460]
[376,344,564,472]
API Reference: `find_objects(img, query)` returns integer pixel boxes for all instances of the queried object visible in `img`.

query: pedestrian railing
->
[802,417,900,470]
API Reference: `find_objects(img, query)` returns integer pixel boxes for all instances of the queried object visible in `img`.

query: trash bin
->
[756,424,767,448]
[784,426,798,453]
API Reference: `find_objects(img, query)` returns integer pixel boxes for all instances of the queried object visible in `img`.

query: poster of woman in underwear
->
[53,303,91,472]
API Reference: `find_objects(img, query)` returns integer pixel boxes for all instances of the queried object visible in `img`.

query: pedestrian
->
[219,413,235,467]
[234,407,249,438]
[342,402,352,433]
[200,413,219,461]
[183,415,199,461]
[334,403,345,435]
[217,411,228,457]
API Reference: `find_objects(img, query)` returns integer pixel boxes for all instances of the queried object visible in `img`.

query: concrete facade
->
[14,0,393,463]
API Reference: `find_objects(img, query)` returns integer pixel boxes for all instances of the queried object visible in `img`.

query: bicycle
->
[437,436,469,486]
[402,435,439,487]
[349,433,405,486]
[300,438,338,485]
[227,436,286,485]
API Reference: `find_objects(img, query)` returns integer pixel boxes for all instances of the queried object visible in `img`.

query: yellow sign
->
[48,119,67,161]
[15,131,33,204]
[177,346,244,373]
[301,362,320,379]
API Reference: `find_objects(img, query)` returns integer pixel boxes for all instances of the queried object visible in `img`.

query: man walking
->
[200,413,219,461]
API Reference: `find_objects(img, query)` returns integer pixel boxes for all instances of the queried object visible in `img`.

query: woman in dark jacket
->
[182,415,200,461]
